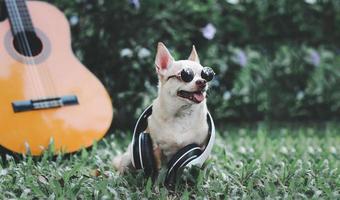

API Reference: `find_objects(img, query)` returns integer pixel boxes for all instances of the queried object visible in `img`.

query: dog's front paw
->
[112,152,131,174]
[112,155,125,174]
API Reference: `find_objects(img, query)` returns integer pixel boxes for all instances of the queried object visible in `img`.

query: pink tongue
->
[193,93,205,102]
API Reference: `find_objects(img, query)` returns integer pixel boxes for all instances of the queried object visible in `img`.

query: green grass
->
[0,124,339,199]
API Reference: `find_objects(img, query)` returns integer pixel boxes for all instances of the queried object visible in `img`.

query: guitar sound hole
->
[13,31,43,57]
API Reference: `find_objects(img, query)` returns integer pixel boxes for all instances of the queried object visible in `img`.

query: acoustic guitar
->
[0,0,113,155]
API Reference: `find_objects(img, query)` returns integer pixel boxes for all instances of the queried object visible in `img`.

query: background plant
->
[37,0,340,129]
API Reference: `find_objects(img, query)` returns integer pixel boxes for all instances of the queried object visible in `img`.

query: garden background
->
[49,0,340,130]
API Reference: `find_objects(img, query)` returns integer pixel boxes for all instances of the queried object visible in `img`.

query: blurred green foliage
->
[44,0,340,129]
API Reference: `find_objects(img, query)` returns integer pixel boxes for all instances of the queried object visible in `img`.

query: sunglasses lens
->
[181,68,194,82]
[201,67,215,82]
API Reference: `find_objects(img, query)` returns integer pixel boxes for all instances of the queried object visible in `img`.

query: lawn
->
[0,124,339,199]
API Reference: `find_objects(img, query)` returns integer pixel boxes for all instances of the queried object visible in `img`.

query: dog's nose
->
[196,79,207,88]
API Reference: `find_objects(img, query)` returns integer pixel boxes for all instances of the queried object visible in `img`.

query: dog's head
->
[155,42,215,105]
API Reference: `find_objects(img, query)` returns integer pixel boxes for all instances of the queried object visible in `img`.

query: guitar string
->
[7,0,44,98]
[11,0,53,99]
[5,0,43,99]
[17,0,59,98]
[22,1,59,98]
[5,0,36,97]
[11,0,50,99]
[13,0,50,98]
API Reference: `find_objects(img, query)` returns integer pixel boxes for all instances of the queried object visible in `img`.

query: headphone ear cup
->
[132,132,157,177]
[165,143,202,186]
[140,133,157,177]
[132,132,143,169]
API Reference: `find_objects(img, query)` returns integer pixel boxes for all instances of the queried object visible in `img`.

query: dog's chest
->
[148,114,208,158]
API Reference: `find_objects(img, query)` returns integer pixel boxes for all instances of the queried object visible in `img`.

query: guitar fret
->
[5,0,35,35]
[17,0,34,31]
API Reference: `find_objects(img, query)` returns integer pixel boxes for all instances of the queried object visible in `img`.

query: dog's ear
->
[188,45,200,63]
[155,42,174,75]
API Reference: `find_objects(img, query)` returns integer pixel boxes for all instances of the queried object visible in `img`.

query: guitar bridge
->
[12,95,79,113]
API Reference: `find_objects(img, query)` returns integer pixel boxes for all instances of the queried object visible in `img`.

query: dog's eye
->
[201,67,215,82]
[180,68,194,82]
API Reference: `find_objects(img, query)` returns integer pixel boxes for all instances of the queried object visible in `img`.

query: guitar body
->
[0,1,113,155]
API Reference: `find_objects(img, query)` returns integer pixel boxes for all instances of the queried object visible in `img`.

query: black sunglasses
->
[167,67,215,83]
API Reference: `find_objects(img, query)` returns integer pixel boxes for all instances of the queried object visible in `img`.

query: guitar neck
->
[0,1,8,21]
[4,0,35,35]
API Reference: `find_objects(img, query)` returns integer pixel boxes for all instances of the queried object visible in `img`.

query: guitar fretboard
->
[4,0,35,35]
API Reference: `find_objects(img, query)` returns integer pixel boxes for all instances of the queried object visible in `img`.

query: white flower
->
[201,23,216,40]
[309,49,321,66]
[0,169,8,176]
[235,161,243,168]
[23,188,31,194]
[329,146,337,154]
[223,91,231,100]
[307,161,312,168]
[315,190,322,197]
[296,91,304,100]
[280,146,288,155]
[305,0,317,4]
[279,161,285,168]
[322,159,329,168]
[296,159,302,167]
[248,147,254,153]
[129,0,141,10]
[255,159,261,167]
[330,168,338,176]
[316,146,322,153]
[69,15,79,26]
[238,146,246,154]
[308,146,315,154]
[236,50,247,67]
[120,48,133,58]
[226,0,239,4]
[138,48,151,59]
